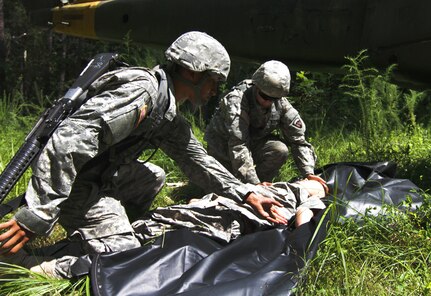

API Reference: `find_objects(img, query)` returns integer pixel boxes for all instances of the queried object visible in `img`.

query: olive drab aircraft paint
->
[21,0,431,90]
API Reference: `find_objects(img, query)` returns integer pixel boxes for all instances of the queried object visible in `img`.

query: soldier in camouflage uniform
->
[205,60,326,187]
[0,32,287,278]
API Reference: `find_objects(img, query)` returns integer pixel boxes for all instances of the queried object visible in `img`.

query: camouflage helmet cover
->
[165,31,231,81]
[252,60,291,98]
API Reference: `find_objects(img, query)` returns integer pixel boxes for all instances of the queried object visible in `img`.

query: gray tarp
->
[89,161,423,296]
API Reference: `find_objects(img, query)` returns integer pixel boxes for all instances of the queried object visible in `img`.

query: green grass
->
[0,52,430,294]
[296,193,431,295]
[0,263,90,295]
[1,111,429,295]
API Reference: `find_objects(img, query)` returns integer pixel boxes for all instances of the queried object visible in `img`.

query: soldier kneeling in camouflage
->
[0,32,287,279]
[205,60,326,188]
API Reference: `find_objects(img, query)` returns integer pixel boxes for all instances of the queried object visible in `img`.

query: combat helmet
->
[252,60,291,98]
[165,31,230,81]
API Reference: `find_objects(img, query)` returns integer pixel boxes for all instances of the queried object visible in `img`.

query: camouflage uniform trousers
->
[208,135,288,183]
[3,160,166,278]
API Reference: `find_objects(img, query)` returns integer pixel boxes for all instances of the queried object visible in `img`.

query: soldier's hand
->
[306,174,329,194]
[245,193,288,225]
[0,219,33,256]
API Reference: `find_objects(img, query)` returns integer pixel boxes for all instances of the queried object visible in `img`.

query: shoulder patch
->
[293,118,303,129]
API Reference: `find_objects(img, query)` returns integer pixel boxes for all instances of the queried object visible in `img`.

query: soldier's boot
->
[0,249,77,279]
[29,259,63,279]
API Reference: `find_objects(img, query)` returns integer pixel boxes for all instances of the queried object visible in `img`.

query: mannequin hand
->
[245,193,287,224]
[306,174,329,194]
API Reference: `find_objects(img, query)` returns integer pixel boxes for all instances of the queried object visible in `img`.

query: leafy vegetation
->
[0,34,430,296]
[0,263,90,295]
[296,193,431,295]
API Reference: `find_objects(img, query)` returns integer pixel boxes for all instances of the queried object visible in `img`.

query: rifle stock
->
[0,53,120,205]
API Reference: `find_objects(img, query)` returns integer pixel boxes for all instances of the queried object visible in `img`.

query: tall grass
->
[340,50,428,161]
[0,263,90,295]
[290,52,431,295]
[0,52,430,295]
[296,192,431,295]
[0,93,38,202]
[350,52,431,188]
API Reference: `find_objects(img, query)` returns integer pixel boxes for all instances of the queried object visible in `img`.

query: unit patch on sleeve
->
[293,118,303,129]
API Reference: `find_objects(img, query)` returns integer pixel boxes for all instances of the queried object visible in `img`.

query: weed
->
[0,51,430,295]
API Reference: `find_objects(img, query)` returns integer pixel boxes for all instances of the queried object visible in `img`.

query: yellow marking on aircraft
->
[52,1,107,39]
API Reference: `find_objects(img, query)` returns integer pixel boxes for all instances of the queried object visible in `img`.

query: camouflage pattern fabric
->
[165,31,230,81]
[13,67,254,264]
[252,60,290,97]
[205,80,316,184]
[132,181,326,244]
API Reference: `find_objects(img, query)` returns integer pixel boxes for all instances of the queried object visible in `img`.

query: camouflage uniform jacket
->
[205,80,316,183]
[14,67,254,237]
